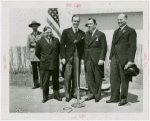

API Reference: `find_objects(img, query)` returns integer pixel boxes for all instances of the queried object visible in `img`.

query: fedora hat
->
[29,21,41,27]
[124,64,140,77]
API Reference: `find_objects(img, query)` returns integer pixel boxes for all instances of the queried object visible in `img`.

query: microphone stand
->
[71,47,85,108]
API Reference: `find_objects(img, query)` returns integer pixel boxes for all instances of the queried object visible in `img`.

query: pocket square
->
[96,38,99,41]
[82,37,84,39]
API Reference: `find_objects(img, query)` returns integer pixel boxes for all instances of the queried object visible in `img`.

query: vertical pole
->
[76,48,80,104]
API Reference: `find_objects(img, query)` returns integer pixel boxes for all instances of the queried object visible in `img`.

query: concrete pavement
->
[10,86,143,113]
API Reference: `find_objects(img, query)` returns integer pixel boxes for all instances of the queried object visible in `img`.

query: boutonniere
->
[122,30,126,33]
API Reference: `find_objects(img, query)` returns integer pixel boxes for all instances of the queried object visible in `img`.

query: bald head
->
[118,13,128,27]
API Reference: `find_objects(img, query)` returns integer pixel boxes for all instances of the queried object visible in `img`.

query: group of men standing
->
[27,13,137,106]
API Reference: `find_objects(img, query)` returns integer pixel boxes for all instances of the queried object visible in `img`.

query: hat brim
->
[29,23,41,27]
[85,23,97,27]
[85,23,88,27]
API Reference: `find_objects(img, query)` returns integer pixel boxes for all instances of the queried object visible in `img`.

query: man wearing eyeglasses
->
[35,26,62,103]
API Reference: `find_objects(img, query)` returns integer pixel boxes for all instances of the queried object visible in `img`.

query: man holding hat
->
[106,13,137,106]
[83,18,107,102]
[27,21,42,89]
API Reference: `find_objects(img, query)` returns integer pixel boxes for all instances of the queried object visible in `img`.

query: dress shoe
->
[118,99,127,106]
[32,85,40,89]
[42,98,48,103]
[106,100,119,103]
[54,96,62,101]
[65,98,71,102]
[118,101,127,106]
[85,97,95,101]
[95,98,100,103]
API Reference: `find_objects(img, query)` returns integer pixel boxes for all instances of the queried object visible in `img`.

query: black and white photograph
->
[1,1,149,120]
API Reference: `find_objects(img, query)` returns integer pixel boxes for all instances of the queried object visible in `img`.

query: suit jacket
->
[27,31,42,61]
[35,36,60,70]
[60,27,85,62]
[84,29,107,77]
[109,25,137,68]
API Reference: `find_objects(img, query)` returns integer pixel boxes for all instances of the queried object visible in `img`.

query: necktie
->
[34,32,36,37]
[75,28,78,39]
[49,39,52,45]
[89,32,92,39]
[75,28,77,34]
[119,27,122,31]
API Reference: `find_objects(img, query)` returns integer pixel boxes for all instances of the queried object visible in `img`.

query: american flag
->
[47,8,61,40]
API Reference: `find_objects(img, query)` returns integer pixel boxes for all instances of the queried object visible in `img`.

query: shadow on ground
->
[128,93,140,103]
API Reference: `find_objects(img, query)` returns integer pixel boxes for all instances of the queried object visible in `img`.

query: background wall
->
[9,9,143,46]
[79,12,143,45]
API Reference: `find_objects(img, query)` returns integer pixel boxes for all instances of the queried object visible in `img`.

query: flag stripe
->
[46,18,61,38]
[47,15,60,32]
[47,8,61,40]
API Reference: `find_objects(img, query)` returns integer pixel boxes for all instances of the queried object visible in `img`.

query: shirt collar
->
[32,31,38,35]
[89,28,96,36]
[44,37,52,43]
[120,25,126,31]
[72,26,78,33]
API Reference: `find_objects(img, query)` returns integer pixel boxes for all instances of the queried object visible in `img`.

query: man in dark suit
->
[27,21,42,89]
[83,18,107,102]
[106,13,137,106]
[35,26,62,103]
[60,15,85,102]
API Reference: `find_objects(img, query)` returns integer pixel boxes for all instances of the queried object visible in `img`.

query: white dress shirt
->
[120,24,126,31]
[91,28,96,37]
[72,26,78,34]
[44,37,52,44]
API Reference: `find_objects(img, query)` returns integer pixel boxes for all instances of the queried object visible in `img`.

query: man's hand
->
[27,60,31,66]
[124,62,133,70]
[81,59,84,65]
[98,60,104,65]
[109,60,111,64]
[61,59,66,65]
[27,60,30,63]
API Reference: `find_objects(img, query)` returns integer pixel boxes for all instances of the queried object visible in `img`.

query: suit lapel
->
[45,37,55,55]
[88,29,98,47]
[85,32,90,45]
[43,37,49,45]
[77,29,82,40]
[115,25,129,44]
[68,27,76,41]
[112,29,119,44]
[68,28,83,43]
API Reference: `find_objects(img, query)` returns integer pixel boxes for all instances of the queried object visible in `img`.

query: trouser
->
[40,68,59,100]
[85,58,102,100]
[64,51,80,98]
[31,62,40,87]
[110,55,129,101]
